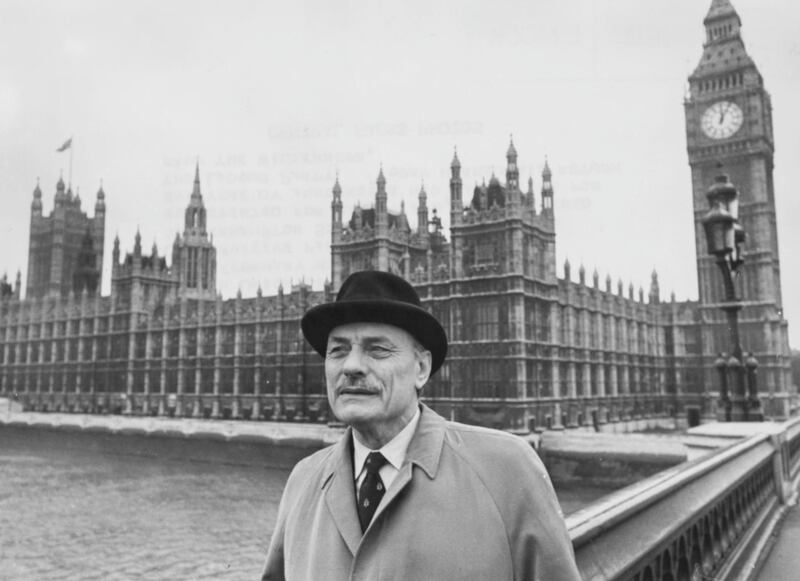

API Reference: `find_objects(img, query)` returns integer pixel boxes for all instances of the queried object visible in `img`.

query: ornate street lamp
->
[702,172,762,421]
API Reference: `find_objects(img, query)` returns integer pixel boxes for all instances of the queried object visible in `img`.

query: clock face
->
[701,101,744,139]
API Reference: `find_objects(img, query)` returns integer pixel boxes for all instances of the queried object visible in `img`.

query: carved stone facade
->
[680,0,793,418]
[25,176,105,300]
[0,0,794,428]
[1,166,331,421]
[110,163,218,311]
[331,144,675,431]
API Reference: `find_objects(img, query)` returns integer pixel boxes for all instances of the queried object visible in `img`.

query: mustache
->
[336,378,379,394]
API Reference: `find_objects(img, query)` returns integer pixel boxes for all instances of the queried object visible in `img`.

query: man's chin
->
[333,397,381,425]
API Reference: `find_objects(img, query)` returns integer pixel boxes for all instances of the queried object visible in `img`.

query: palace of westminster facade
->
[0,0,794,430]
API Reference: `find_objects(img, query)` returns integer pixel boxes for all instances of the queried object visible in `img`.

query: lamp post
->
[701,172,762,422]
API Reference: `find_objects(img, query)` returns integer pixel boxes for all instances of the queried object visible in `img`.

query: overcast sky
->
[1,0,798,346]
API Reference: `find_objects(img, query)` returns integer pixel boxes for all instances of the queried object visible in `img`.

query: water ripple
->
[0,425,603,580]
[0,428,285,580]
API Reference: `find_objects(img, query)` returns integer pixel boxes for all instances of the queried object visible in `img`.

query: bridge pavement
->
[756,498,800,580]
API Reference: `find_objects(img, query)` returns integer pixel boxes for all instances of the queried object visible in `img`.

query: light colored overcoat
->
[262,404,581,580]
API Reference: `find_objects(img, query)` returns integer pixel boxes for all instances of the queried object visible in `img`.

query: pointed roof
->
[332,174,341,196]
[704,0,740,25]
[650,270,660,297]
[542,157,551,179]
[191,161,202,201]
[451,148,461,169]
[506,136,517,159]
[377,165,386,186]
[692,0,751,78]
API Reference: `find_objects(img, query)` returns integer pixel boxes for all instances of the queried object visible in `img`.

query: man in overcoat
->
[262,270,581,580]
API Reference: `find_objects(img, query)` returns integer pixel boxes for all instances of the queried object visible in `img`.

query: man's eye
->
[327,346,347,357]
[369,346,391,356]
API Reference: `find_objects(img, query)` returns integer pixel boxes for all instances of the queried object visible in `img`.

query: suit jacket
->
[262,404,581,580]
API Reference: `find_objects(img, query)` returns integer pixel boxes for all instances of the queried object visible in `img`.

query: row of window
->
[425,359,662,400]
[0,308,673,366]
[2,361,325,397]
[0,322,313,364]
[559,306,659,353]
[428,297,656,349]
[4,361,661,402]
[0,314,133,339]
[698,72,744,94]
[707,22,735,43]
[185,247,213,289]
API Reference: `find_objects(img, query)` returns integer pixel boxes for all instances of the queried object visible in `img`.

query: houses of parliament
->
[0,0,794,430]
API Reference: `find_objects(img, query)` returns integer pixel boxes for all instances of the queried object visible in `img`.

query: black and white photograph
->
[1,0,799,579]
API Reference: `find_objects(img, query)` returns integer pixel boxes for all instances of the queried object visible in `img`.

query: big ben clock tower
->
[684,0,793,416]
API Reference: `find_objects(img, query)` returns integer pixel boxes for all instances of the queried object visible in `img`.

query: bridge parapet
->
[568,417,800,581]
[788,417,800,480]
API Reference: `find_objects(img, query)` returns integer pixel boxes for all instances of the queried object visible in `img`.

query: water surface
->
[0,427,607,580]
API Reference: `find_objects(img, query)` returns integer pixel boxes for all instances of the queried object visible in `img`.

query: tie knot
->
[364,452,387,474]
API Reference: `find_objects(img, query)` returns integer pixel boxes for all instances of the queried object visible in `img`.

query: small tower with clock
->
[684,0,792,415]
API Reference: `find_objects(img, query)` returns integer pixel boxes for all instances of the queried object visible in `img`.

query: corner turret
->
[95,182,106,215]
[417,183,429,242]
[31,179,43,216]
[541,158,554,217]
[649,270,660,304]
[450,148,463,225]
[375,166,388,233]
[331,175,343,244]
[506,136,519,192]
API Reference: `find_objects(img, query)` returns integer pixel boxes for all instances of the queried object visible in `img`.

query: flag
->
[56,138,72,152]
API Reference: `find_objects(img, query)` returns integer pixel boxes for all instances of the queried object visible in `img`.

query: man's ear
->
[415,350,432,390]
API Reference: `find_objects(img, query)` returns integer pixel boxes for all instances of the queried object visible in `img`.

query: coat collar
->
[403,403,446,480]
[320,403,447,554]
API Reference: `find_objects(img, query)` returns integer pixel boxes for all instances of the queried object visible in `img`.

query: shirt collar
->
[353,406,421,479]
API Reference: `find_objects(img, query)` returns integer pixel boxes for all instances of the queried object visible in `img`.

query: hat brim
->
[301,299,448,375]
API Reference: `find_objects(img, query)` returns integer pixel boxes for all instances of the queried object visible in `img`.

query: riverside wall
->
[0,404,343,469]
[1,400,688,487]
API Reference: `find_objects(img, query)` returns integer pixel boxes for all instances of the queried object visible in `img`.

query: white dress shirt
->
[353,407,421,492]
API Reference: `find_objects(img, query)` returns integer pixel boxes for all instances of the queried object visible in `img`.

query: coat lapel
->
[323,430,362,556]
[370,404,446,526]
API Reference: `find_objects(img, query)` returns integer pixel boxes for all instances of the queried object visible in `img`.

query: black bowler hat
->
[301,271,448,375]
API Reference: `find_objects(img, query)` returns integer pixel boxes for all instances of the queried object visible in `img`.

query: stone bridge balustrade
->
[567,416,800,580]
[784,417,800,489]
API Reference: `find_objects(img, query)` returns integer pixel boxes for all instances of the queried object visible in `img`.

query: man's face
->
[325,322,431,445]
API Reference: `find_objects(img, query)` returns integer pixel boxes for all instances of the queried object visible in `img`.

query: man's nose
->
[342,346,367,376]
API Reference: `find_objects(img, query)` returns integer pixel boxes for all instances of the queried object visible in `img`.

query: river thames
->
[0,426,609,580]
